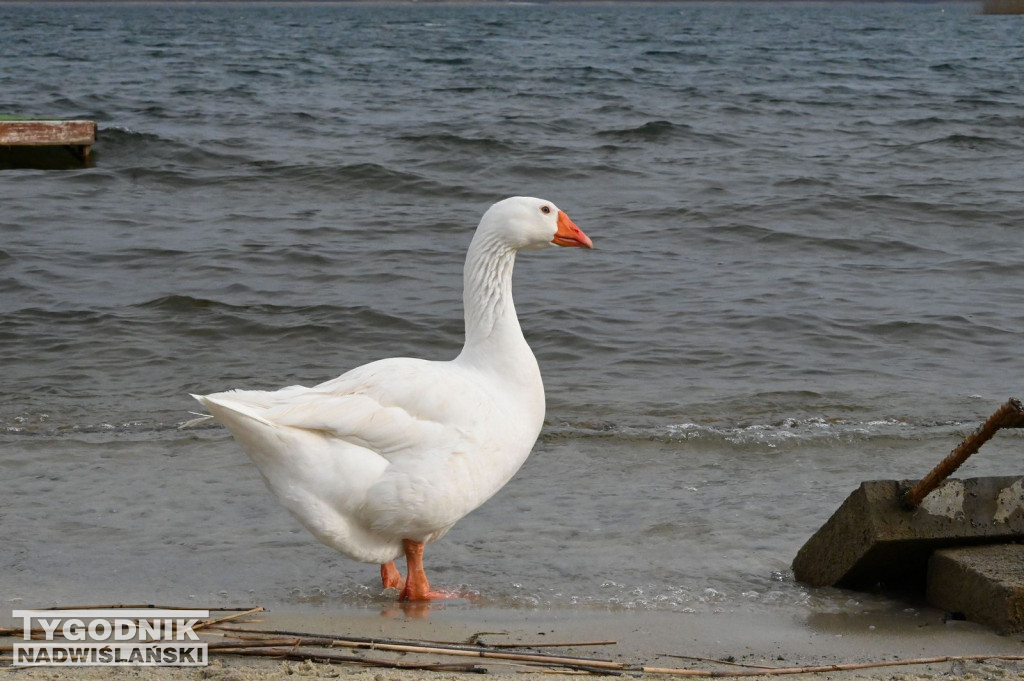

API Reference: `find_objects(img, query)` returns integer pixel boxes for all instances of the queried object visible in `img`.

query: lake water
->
[2,2,1023,621]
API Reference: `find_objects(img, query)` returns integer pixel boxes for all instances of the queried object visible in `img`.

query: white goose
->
[191,197,593,600]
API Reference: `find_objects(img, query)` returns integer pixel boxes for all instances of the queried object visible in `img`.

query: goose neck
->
[461,232,522,352]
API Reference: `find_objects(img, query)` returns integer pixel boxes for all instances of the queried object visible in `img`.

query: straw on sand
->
[2,604,1022,677]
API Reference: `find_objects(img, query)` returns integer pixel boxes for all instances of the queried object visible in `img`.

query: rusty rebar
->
[901,397,1024,510]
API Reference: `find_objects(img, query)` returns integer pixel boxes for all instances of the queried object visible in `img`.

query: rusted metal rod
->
[902,397,1024,510]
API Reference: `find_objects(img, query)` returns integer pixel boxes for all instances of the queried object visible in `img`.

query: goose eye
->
[540,205,552,214]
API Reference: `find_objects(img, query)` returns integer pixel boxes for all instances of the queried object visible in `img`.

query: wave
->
[695,221,935,259]
[888,133,1022,156]
[6,405,1008,453]
[398,132,515,154]
[0,415,179,438]
[247,161,480,198]
[542,415,996,450]
[642,48,710,64]
[419,57,473,66]
[941,133,1016,151]
[598,119,679,141]
[87,133,488,197]
[97,126,181,155]
[137,294,440,336]
[0,295,459,366]
[96,126,257,175]
[595,120,736,147]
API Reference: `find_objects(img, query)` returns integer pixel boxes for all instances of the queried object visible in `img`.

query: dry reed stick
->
[210,626,622,667]
[224,630,613,650]
[212,645,487,672]
[457,630,616,648]
[222,636,625,676]
[0,628,44,638]
[195,606,264,631]
[212,626,625,670]
[483,640,617,648]
[660,654,780,670]
[642,653,1024,676]
[327,639,625,669]
[206,638,301,650]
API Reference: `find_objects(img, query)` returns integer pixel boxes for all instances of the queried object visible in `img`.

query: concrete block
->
[792,476,1024,589]
[927,545,1024,634]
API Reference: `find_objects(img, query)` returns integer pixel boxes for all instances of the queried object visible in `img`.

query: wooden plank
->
[0,120,96,147]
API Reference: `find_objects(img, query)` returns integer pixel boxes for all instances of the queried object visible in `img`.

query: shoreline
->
[0,1,984,7]
[4,603,1023,679]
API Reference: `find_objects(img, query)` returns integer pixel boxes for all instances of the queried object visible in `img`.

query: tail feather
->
[191,392,277,428]
[179,411,215,429]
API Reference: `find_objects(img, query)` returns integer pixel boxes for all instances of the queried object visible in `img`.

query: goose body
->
[192,197,592,600]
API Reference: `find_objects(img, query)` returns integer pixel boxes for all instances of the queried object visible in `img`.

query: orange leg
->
[398,539,451,601]
[380,560,404,590]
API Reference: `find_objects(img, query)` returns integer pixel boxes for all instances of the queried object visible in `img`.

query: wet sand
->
[5,603,1023,680]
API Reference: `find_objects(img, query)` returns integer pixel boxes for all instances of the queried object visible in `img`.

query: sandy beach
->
[5,603,1023,680]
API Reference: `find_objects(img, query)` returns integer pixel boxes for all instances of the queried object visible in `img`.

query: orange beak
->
[552,210,593,249]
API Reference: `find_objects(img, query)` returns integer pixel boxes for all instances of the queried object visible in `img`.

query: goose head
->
[479,196,593,252]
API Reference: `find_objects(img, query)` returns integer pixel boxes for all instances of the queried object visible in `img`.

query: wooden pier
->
[982,0,1024,13]
[0,118,97,162]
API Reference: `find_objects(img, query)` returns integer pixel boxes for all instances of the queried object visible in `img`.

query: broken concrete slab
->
[792,476,1024,589]
[927,544,1024,634]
